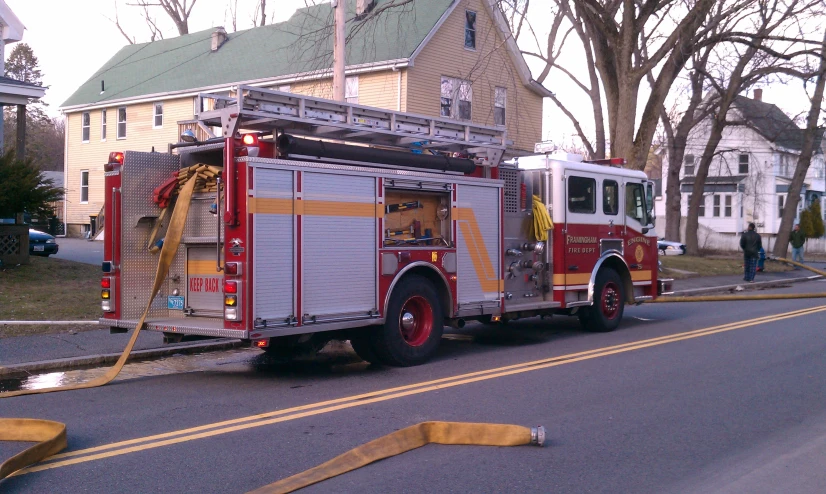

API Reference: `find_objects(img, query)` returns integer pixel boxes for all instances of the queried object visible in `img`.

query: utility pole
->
[332,0,346,101]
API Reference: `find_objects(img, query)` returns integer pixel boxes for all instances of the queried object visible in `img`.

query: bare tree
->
[126,0,198,36]
[503,0,606,158]
[684,0,818,255]
[774,28,826,258]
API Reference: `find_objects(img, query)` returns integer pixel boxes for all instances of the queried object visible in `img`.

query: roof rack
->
[195,85,508,166]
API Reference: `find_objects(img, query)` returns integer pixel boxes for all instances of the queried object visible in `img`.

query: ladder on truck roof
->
[195,84,508,166]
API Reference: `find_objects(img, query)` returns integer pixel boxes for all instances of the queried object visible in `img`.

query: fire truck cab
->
[100,86,670,366]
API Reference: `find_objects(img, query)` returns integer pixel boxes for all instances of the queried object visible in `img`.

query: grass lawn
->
[660,254,795,279]
[0,256,101,338]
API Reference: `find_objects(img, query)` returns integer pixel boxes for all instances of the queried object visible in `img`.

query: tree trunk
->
[773,29,826,258]
[664,144,684,240]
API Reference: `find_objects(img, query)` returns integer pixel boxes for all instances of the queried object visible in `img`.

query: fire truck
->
[100,85,671,366]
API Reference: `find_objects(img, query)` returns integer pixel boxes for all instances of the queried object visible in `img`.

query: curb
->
[0,339,246,378]
[671,274,823,296]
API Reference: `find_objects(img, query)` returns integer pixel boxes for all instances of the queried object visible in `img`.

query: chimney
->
[357,0,374,16]
[753,88,762,101]
[211,27,228,52]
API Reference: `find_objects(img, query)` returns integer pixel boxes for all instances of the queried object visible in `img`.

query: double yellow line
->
[16,304,826,477]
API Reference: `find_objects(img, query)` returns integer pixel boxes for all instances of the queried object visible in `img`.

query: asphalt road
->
[2,281,826,493]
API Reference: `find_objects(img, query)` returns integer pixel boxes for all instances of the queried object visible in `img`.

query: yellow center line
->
[15,305,826,476]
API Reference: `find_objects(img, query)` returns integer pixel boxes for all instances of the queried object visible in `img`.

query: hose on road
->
[0,172,547,491]
[652,257,826,303]
[248,422,545,494]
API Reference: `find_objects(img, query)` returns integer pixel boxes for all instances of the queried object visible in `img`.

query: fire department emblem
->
[635,244,645,263]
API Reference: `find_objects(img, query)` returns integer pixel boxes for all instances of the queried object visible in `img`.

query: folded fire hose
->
[0,167,546,491]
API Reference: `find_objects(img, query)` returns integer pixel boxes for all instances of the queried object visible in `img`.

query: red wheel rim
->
[600,282,620,320]
[399,296,433,347]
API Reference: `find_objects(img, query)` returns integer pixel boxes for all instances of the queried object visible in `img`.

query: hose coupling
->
[530,426,546,446]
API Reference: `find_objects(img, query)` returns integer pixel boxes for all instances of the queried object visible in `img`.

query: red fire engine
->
[100,86,671,366]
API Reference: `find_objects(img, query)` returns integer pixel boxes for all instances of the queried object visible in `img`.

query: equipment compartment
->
[383,189,451,247]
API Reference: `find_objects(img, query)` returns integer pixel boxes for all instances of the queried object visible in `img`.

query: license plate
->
[167,296,185,310]
[33,245,45,252]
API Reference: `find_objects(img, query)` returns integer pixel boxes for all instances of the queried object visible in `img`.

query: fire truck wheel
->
[374,275,444,367]
[578,268,624,333]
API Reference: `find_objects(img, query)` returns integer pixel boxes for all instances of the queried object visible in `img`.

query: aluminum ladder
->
[195,84,508,166]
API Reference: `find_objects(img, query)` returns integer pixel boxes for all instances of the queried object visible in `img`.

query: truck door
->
[562,173,600,291]
[622,180,656,283]
[598,178,623,255]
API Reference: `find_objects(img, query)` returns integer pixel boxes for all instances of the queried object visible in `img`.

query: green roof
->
[62,0,453,108]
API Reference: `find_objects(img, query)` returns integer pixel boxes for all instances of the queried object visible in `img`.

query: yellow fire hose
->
[652,257,826,303]
[0,169,547,490]
[248,422,545,494]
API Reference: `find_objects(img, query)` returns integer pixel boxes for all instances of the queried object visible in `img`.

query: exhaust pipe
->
[276,134,477,174]
[447,318,466,329]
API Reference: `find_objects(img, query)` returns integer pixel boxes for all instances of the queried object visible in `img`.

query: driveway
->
[54,238,103,266]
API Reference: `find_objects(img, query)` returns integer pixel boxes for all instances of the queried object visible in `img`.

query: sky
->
[3,0,818,149]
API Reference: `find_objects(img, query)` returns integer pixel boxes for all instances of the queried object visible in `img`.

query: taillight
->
[224,262,241,275]
[104,152,125,172]
[101,276,115,312]
[223,280,238,294]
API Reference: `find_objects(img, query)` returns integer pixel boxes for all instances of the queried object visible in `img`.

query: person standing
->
[788,223,806,268]
[740,223,762,283]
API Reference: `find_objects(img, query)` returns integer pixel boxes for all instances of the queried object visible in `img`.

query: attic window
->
[738,153,749,174]
[465,11,476,49]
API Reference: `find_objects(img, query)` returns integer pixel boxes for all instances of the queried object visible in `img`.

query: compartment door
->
[456,184,502,306]
[185,246,224,318]
[252,168,295,325]
[302,172,377,321]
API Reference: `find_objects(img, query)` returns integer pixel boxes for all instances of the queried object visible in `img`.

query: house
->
[59,0,549,237]
[656,89,826,241]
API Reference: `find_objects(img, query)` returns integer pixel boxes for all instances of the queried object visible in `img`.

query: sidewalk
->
[1,262,823,377]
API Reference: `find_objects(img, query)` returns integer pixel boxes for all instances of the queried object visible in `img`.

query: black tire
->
[578,268,624,333]
[372,275,444,367]
[349,332,381,364]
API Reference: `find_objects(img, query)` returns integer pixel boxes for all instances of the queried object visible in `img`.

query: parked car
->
[29,229,59,256]
[658,238,686,256]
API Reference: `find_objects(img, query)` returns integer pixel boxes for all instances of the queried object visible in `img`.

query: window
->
[345,76,359,104]
[778,195,785,218]
[713,195,721,217]
[626,182,649,224]
[464,10,476,49]
[738,153,749,174]
[725,195,732,217]
[153,102,163,128]
[440,77,472,120]
[81,112,90,142]
[457,80,472,120]
[494,87,506,126]
[101,109,107,140]
[568,176,596,214]
[80,170,89,204]
[603,180,619,215]
[117,107,127,139]
[683,154,695,176]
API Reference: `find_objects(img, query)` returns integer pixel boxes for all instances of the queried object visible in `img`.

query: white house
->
[656,89,826,244]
